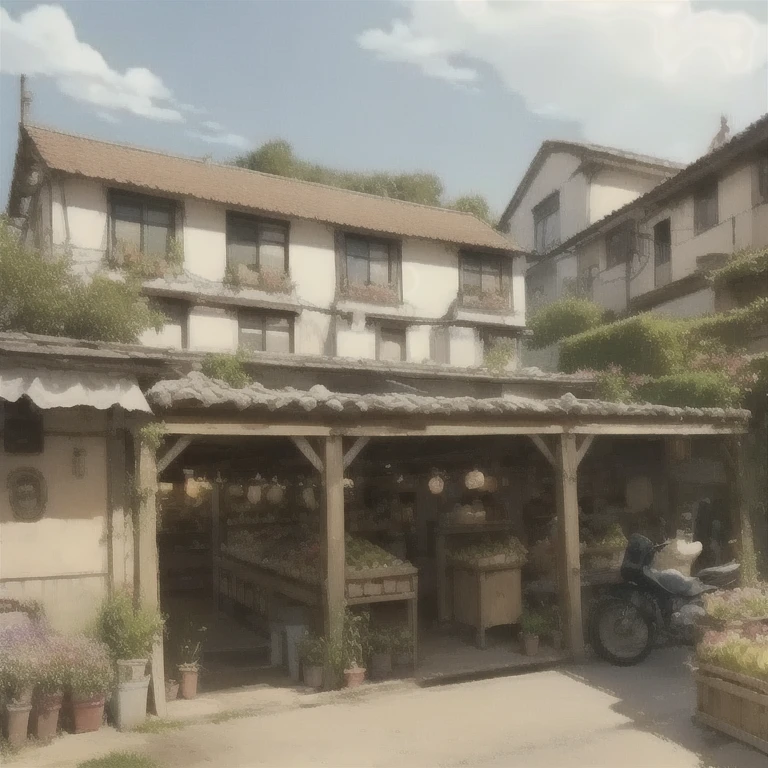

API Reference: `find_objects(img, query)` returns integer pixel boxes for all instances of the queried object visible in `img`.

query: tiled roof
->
[21,125,515,252]
[549,112,768,255]
[147,371,749,423]
[499,139,683,227]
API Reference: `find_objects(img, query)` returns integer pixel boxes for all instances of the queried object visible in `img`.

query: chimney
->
[20,75,32,125]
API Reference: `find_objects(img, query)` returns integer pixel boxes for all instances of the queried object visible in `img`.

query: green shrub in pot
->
[97,588,164,667]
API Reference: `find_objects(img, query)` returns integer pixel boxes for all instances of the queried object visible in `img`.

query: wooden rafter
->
[575,435,595,466]
[291,437,324,473]
[157,436,193,473]
[343,437,370,470]
[528,435,556,466]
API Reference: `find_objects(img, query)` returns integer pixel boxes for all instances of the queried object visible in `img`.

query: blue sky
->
[1,1,767,215]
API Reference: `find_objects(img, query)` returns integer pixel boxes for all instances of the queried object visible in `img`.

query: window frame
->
[109,190,176,256]
[532,192,561,254]
[459,251,506,297]
[693,178,719,235]
[336,231,402,297]
[374,323,407,363]
[605,223,635,270]
[226,211,290,274]
[653,218,671,267]
[237,309,295,354]
[149,297,190,349]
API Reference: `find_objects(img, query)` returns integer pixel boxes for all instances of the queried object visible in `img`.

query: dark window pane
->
[265,316,291,353]
[462,256,482,289]
[239,316,264,352]
[114,218,141,250]
[260,225,286,245]
[369,244,390,286]
[146,207,171,227]
[259,242,285,272]
[145,222,169,255]
[229,242,258,270]
[113,201,142,222]
[347,253,369,285]
[345,237,368,259]
[379,327,405,362]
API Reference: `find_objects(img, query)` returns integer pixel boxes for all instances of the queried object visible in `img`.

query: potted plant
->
[65,636,112,734]
[176,620,206,700]
[32,637,68,742]
[369,628,394,680]
[342,610,369,688]
[520,611,549,657]
[96,588,163,730]
[298,632,325,689]
[0,642,35,747]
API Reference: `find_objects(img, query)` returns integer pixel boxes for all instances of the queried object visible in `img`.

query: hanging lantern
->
[428,475,444,495]
[184,469,201,499]
[302,486,318,510]
[482,475,498,493]
[228,484,244,498]
[465,470,485,490]
[343,478,355,490]
[266,484,284,505]
[247,484,262,505]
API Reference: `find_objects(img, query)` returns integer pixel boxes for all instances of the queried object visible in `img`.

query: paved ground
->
[9,648,765,768]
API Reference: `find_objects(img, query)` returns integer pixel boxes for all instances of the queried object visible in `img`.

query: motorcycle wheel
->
[589,596,655,666]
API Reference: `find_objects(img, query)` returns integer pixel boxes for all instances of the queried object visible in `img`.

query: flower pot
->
[551,631,563,652]
[117,658,148,683]
[71,695,105,734]
[370,652,393,680]
[343,667,366,688]
[165,680,179,702]
[522,633,540,657]
[4,702,32,747]
[113,677,150,731]
[303,665,323,689]
[33,692,63,742]
[178,665,199,699]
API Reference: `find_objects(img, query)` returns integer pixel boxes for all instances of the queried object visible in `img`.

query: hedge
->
[559,314,688,376]
[689,297,768,349]
[636,371,743,409]
[527,297,605,349]
[710,246,768,288]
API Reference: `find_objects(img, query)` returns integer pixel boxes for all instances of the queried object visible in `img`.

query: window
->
[461,252,504,294]
[149,298,189,349]
[2,398,43,454]
[339,233,399,289]
[377,325,406,362]
[533,192,560,254]
[238,311,293,354]
[653,219,671,267]
[111,191,174,255]
[694,179,719,234]
[227,213,288,274]
[605,223,634,269]
[758,155,768,204]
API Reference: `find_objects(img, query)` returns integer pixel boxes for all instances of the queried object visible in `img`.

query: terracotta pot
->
[343,667,366,688]
[71,695,105,734]
[303,665,323,689]
[117,658,148,683]
[522,633,540,657]
[179,665,199,699]
[33,692,63,742]
[4,702,32,747]
[370,652,393,680]
[165,680,179,702]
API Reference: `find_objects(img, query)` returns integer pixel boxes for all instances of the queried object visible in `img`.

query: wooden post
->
[211,481,222,613]
[323,435,345,688]
[137,442,166,717]
[722,436,754,579]
[107,410,128,589]
[555,433,584,659]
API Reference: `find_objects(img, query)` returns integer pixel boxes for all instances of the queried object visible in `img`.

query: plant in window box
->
[259,267,294,295]
[340,281,399,305]
[461,285,509,312]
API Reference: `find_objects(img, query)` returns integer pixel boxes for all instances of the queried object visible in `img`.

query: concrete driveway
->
[10,648,765,768]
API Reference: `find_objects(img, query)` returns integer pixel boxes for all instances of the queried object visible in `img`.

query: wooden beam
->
[721,436,752,568]
[291,437,324,473]
[343,437,370,470]
[529,435,556,467]
[211,482,222,614]
[323,435,345,690]
[163,422,333,437]
[340,424,564,437]
[137,443,166,717]
[157,436,193,474]
[571,423,747,436]
[575,435,595,467]
[107,411,128,589]
[555,433,584,660]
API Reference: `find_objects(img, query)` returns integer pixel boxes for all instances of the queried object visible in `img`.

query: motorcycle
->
[589,533,740,666]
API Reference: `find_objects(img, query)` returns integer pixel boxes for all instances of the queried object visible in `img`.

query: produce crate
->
[345,564,418,604]
[695,663,768,755]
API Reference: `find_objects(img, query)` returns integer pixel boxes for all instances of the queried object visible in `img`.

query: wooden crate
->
[345,564,418,604]
[451,562,522,649]
[696,664,768,755]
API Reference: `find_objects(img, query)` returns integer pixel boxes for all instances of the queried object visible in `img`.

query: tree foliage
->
[527,297,606,350]
[0,218,164,343]
[235,140,495,222]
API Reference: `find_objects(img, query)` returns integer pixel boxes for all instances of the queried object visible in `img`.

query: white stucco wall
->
[589,169,660,223]
[184,199,226,282]
[650,288,716,318]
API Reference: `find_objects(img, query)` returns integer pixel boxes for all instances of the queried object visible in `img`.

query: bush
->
[710,246,768,288]
[689,298,768,349]
[201,351,252,388]
[527,298,606,349]
[559,314,688,376]
[298,632,327,667]
[520,611,551,637]
[636,371,743,409]
[96,588,164,661]
[0,217,164,342]
[60,635,113,699]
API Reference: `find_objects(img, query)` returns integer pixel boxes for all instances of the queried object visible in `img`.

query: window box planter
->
[227,265,294,295]
[459,290,510,312]
[696,663,768,754]
[339,283,400,306]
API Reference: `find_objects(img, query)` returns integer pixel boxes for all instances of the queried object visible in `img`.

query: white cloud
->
[186,129,251,151]
[96,111,120,124]
[358,0,768,159]
[0,4,183,121]
[202,120,224,132]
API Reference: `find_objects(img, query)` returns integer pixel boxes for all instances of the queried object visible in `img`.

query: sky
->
[1,0,767,215]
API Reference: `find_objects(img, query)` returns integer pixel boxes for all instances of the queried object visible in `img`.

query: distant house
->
[6,125,527,372]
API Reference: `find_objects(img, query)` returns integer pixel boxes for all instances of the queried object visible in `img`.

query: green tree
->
[0,217,164,343]
[449,194,495,224]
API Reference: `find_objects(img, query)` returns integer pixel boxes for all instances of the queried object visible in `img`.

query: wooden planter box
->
[696,663,768,755]
[450,561,522,649]
[345,564,417,604]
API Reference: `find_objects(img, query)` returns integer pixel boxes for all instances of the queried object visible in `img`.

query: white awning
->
[0,368,152,413]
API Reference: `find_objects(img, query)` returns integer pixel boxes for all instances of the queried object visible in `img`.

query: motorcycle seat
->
[644,567,711,597]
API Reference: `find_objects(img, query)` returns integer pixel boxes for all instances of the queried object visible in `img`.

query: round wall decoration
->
[7,468,47,522]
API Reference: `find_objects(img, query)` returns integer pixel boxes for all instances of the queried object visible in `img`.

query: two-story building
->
[551,113,768,320]
[8,124,527,372]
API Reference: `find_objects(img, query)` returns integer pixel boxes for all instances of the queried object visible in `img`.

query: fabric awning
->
[0,368,152,413]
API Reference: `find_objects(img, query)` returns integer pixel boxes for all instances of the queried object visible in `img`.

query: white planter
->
[113,676,150,731]
[117,658,148,683]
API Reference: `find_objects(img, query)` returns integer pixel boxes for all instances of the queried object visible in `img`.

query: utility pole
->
[20,75,32,125]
